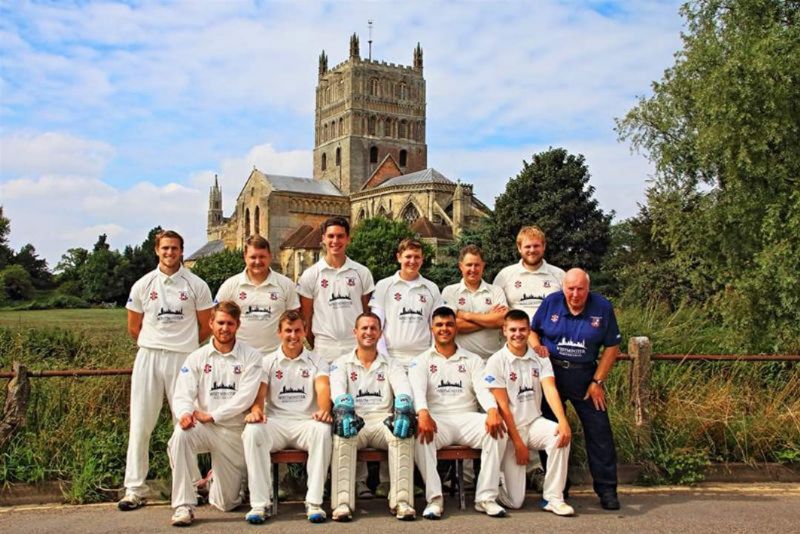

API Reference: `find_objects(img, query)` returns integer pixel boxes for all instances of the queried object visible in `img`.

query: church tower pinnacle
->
[208,174,223,230]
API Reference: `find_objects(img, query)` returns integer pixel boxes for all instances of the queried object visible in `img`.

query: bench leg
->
[457,459,466,510]
[272,463,279,517]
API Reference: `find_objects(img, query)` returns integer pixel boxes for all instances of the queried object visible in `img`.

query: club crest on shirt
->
[350,371,358,382]
[301,368,310,378]
[238,291,247,300]
[509,371,518,382]
[551,314,559,323]
[429,364,438,373]
[485,298,492,305]
[376,371,385,382]
[179,291,188,301]
[533,368,540,378]
[591,316,602,328]
[543,280,551,288]
[270,292,279,300]
[275,369,284,380]
[321,278,329,288]
[233,364,242,374]
[394,292,402,301]
[203,364,212,374]
[458,297,466,306]
[485,375,496,383]
[419,294,427,303]
[149,290,158,301]
[458,364,467,373]
[180,366,189,374]
[514,281,522,289]
[346,277,356,287]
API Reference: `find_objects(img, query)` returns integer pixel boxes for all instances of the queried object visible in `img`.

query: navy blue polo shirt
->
[531,291,621,364]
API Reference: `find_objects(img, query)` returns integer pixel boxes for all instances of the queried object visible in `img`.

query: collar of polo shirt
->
[240,268,276,288]
[278,346,310,362]
[502,344,535,362]
[457,278,490,294]
[209,339,242,357]
[348,348,390,367]
[391,270,426,287]
[320,255,357,272]
[157,264,186,283]
[516,258,552,275]
[430,345,469,360]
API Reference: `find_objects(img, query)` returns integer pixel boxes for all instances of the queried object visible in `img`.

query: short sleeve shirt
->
[261,347,329,420]
[126,266,214,353]
[370,273,444,354]
[442,279,507,358]
[531,292,621,364]
[329,351,411,417]
[216,269,300,353]
[296,257,375,343]
[493,260,565,318]
[483,345,554,427]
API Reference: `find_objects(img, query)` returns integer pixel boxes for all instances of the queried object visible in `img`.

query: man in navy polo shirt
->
[529,268,621,510]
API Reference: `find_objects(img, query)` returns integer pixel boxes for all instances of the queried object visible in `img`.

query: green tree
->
[190,248,245,296]
[0,264,35,301]
[348,217,434,282]
[13,243,52,289]
[0,207,12,270]
[80,235,126,303]
[477,147,612,280]
[616,0,800,351]
[117,226,162,291]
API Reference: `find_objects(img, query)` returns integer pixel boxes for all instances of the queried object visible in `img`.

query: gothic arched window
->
[245,208,251,237]
[368,116,376,136]
[254,206,260,235]
[370,146,378,163]
[402,203,420,225]
[370,78,379,96]
[321,153,327,171]
[398,120,407,139]
[335,147,341,166]
[399,149,407,167]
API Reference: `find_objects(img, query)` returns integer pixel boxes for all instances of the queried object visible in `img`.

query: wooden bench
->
[269,446,480,515]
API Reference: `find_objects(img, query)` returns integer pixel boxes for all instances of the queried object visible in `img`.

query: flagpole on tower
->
[368,20,373,60]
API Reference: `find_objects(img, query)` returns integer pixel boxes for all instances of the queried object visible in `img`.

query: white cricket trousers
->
[499,417,570,508]
[124,347,198,497]
[313,339,356,364]
[415,412,507,503]
[332,419,414,510]
[168,422,245,511]
[242,418,332,508]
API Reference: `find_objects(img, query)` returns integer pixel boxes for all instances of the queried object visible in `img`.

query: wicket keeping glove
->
[333,394,363,438]
[383,393,416,439]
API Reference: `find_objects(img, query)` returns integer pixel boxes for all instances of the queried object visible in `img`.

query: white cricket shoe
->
[422,496,443,520]
[170,505,194,527]
[544,500,575,516]
[475,499,507,517]
[332,504,352,522]
[394,500,416,521]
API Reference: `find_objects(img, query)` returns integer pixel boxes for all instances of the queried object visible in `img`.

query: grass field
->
[0,306,797,502]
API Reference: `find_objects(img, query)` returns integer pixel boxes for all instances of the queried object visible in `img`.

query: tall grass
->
[0,305,797,501]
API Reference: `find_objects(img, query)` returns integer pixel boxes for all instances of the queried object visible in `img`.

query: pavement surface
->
[1,484,799,533]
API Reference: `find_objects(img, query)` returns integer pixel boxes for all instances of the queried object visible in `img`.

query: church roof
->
[264,173,344,196]
[372,168,453,190]
[411,216,453,240]
[185,239,225,261]
[280,224,322,250]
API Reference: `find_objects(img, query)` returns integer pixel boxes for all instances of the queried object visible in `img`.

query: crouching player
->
[484,310,574,516]
[329,312,417,521]
[168,301,263,526]
[241,310,332,524]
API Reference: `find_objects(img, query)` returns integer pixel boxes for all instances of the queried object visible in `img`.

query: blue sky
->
[0,0,685,265]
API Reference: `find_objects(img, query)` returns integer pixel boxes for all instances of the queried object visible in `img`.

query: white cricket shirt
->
[442,279,507,358]
[483,345,554,427]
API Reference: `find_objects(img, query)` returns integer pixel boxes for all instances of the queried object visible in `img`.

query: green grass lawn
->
[0,308,127,334]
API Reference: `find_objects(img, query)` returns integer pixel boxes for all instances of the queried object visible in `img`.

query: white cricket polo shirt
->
[261,347,328,420]
[296,257,375,343]
[483,345,554,427]
[172,340,263,427]
[408,346,497,415]
[493,260,565,317]
[370,272,444,355]
[216,269,300,353]
[442,279,507,358]
[127,266,214,354]
[330,350,412,417]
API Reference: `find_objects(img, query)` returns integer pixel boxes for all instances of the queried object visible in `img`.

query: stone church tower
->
[313,34,428,194]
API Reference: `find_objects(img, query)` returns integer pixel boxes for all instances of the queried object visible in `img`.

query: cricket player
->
[241,310,333,524]
[215,235,299,354]
[484,309,574,516]
[119,230,214,511]
[329,312,417,521]
[297,217,374,363]
[167,301,263,526]
[409,306,507,519]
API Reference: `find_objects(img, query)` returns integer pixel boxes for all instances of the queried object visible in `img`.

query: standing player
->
[483,310,574,516]
[168,301,263,526]
[329,312,417,521]
[493,226,565,317]
[297,217,374,363]
[370,238,444,368]
[119,230,214,511]
[241,310,332,524]
[442,244,508,359]
[410,306,507,519]
[216,235,299,354]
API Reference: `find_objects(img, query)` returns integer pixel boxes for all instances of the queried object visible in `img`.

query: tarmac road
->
[1,484,799,533]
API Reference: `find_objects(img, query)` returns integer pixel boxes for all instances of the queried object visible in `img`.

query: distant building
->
[187,34,490,278]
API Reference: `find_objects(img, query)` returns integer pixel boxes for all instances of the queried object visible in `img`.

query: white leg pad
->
[388,435,415,510]
[331,435,357,509]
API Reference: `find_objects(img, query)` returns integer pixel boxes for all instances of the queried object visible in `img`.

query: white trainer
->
[306,502,327,523]
[422,496,443,520]
[394,500,416,521]
[117,493,146,511]
[474,499,507,517]
[170,505,194,527]
[332,504,352,522]
[245,506,269,524]
[544,500,575,516]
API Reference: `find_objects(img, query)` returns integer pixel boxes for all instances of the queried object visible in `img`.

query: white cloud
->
[0,132,115,178]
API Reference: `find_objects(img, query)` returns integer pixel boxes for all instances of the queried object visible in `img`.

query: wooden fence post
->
[628,336,652,451]
[0,362,31,450]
